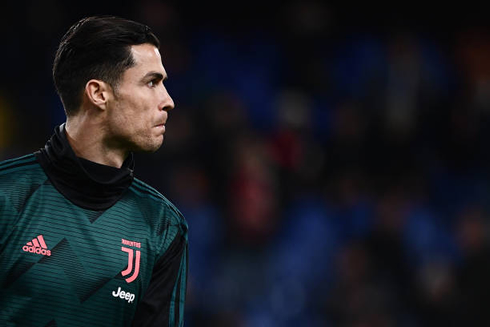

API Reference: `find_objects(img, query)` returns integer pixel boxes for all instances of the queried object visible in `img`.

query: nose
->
[160,86,174,111]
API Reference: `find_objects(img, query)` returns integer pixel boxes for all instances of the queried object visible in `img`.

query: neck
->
[35,124,135,211]
[65,116,127,168]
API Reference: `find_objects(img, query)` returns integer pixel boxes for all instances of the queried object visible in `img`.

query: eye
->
[147,80,158,88]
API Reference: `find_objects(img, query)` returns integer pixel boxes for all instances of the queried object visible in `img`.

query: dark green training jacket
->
[0,125,188,326]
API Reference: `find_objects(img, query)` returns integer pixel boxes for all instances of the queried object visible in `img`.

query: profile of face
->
[105,43,174,153]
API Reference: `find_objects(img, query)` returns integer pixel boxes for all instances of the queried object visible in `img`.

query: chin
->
[142,139,164,153]
[129,134,164,153]
[139,144,162,153]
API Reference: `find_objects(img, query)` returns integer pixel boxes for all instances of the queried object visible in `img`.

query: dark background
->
[2,1,490,326]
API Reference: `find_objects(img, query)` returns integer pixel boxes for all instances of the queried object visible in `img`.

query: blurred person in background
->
[0,15,188,326]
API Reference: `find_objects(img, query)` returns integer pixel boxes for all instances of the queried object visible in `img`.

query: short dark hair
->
[53,15,160,116]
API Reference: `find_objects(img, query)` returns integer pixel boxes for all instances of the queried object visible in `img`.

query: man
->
[0,16,188,326]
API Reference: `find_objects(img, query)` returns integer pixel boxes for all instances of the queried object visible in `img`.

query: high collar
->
[35,124,135,211]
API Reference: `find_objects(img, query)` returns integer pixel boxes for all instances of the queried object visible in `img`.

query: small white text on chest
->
[112,287,135,303]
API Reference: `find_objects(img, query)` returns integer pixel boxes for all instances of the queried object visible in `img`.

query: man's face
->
[105,43,174,153]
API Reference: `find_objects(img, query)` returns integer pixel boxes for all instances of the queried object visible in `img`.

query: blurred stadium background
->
[2,1,490,326]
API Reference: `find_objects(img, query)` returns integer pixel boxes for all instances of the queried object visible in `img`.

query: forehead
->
[126,43,166,77]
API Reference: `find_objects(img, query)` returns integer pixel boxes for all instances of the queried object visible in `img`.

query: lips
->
[155,122,166,133]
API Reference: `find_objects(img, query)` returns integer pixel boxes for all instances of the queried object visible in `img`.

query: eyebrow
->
[142,72,167,81]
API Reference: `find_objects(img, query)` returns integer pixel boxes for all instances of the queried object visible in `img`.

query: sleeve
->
[131,227,188,327]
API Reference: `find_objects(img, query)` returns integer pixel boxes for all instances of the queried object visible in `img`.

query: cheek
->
[112,98,138,125]
[111,110,131,129]
[107,109,136,138]
[109,94,154,132]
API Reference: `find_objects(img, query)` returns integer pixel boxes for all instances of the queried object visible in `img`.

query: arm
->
[131,230,188,327]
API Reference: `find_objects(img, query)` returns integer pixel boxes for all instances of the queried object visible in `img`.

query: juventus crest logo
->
[121,239,141,283]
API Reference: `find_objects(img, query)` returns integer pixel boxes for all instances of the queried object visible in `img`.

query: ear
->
[84,79,112,110]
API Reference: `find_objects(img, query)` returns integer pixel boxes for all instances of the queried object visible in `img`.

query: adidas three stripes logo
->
[22,234,52,256]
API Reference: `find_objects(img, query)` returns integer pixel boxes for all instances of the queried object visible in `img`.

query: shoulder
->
[0,153,46,186]
[0,153,41,175]
[0,153,47,212]
[128,178,188,256]
[129,178,188,230]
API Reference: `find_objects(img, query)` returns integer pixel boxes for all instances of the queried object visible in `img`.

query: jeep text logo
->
[112,287,135,303]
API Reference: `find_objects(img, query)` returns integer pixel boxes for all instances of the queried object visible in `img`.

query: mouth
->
[155,122,166,133]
